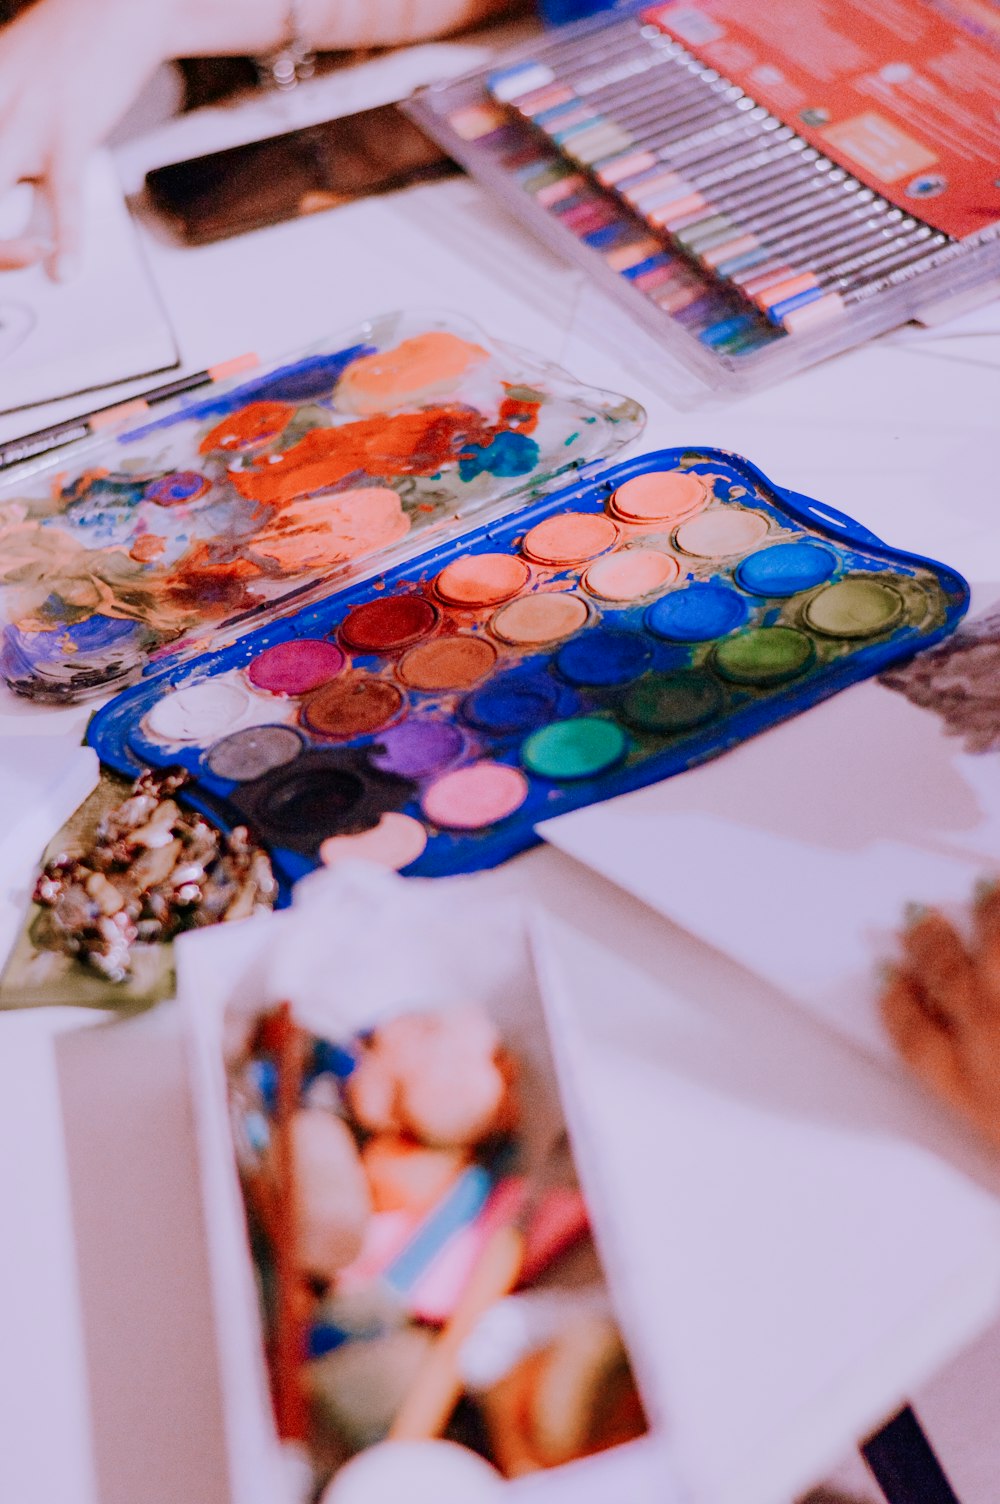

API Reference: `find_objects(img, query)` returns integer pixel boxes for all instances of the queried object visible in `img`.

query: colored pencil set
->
[485,24,954,334]
[446,94,779,358]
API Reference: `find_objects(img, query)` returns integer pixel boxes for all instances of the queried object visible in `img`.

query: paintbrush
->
[241,1003,310,1442]
[388,1128,578,1443]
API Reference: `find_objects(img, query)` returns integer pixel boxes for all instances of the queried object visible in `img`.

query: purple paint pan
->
[370,719,464,780]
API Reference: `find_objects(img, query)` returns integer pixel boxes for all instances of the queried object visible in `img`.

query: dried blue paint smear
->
[118,346,377,442]
[0,614,143,696]
[458,430,540,481]
[35,614,138,656]
[646,583,749,642]
[735,541,838,597]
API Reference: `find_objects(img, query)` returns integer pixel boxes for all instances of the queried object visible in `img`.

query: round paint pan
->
[398,635,497,691]
[339,595,439,655]
[206,724,304,782]
[609,470,709,525]
[621,671,724,734]
[521,512,619,567]
[735,541,838,597]
[646,583,748,642]
[555,629,652,687]
[303,674,404,739]
[370,719,464,780]
[247,639,346,696]
[320,812,428,872]
[583,547,679,602]
[803,577,905,639]
[712,626,815,686]
[490,592,589,648]
[522,717,628,781]
[462,674,559,736]
[145,679,250,744]
[421,762,529,830]
[674,508,769,559]
[435,554,531,609]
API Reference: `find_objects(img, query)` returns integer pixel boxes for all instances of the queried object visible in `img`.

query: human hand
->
[0,0,174,279]
[880,886,1000,1150]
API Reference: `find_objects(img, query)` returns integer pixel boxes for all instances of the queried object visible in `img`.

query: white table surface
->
[2,27,1000,1504]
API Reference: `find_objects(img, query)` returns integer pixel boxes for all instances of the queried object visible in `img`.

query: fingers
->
[40,156,84,282]
[885,900,1000,1152]
[972,882,1000,1012]
[0,235,48,270]
[899,909,979,1032]
[880,969,966,1109]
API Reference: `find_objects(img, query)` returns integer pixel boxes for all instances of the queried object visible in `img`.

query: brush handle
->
[269,1004,309,1442]
[389,1222,524,1441]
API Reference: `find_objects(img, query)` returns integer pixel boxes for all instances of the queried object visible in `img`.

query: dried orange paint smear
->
[227,407,489,505]
[129,534,166,563]
[335,332,489,415]
[250,487,410,572]
[199,402,295,454]
[498,389,540,435]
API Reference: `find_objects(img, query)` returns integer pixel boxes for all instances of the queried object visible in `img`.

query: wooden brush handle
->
[270,1004,309,1442]
[389,1222,524,1442]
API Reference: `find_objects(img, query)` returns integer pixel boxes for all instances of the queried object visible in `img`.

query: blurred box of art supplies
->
[174,853,1000,1504]
[177,863,665,1504]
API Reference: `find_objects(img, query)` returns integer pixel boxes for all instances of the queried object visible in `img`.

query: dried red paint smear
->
[199,402,295,454]
[227,408,492,505]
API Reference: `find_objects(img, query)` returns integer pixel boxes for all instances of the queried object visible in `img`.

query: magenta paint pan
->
[247,640,347,696]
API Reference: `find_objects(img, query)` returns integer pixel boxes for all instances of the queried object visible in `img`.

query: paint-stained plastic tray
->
[88,445,969,891]
[0,310,642,703]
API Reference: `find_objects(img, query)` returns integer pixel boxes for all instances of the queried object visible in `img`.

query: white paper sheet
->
[0,739,99,966]
[0,151,176,415]
[531,904,1000,1504]
[540,672,1000,1061]
[0,1012,99,1504]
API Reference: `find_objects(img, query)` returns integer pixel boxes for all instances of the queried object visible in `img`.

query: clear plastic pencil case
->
[407,2,1000,399]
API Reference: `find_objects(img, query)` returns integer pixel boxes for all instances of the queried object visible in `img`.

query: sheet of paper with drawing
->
[540,599,1000,1061]
[0,151,176,416]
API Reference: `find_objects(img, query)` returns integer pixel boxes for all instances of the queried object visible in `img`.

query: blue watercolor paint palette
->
[0,310,641,703]
[88,447,968,889]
